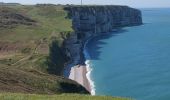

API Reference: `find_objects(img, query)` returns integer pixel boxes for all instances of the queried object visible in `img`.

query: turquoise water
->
[86,8,170,100]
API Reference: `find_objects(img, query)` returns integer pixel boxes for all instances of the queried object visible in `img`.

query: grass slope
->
[0,93,132,100]
[0,4,130,99]
[0,5,72,73]
[0,4,87,94]
[0,5,72,42]
[0,66,88,94]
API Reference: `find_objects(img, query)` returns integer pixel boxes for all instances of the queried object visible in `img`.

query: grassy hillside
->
[0,4,88,94]
[0,4,72,73]
[0,93,132,100]
[0,4,131,100]
[0,66,89,94]
[0,4,72,42]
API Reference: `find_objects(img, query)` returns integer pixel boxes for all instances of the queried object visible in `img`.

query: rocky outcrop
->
[63,6,142,76]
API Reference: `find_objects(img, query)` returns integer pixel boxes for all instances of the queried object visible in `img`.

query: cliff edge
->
[0,4,142,96]
[63,6,142,76]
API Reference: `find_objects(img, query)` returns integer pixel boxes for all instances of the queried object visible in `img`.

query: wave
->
[85,60,96,95]
[83,38,96,95]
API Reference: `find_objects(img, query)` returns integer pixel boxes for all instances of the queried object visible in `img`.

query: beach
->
[69,65,91,93]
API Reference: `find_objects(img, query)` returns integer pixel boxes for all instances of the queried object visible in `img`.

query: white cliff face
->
[63,6,142,69]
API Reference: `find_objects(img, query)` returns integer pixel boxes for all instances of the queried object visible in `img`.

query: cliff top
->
[0,5,83,94]
[0,4,141,99]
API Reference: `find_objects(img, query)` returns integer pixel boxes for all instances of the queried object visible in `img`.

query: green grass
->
[0,4,73,75]
[0,93,132,100]
[0,5,72,74]
[0,5,88,94]
[0,66,89,94]
[0,5,73,42]
[0,5,133,99]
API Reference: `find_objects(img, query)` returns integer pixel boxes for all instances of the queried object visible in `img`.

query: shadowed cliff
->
[63,6,142,76]
[0,4,142,97]
[0,5,89,94]
[63,6,142,78]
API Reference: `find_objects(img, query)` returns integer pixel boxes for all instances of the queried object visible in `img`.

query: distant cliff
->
[0,5,142,95]
[66,6,142,34]
[63,6,142,75]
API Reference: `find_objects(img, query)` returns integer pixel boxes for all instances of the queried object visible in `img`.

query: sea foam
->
[83,39,96,95]
[85,60,96,95]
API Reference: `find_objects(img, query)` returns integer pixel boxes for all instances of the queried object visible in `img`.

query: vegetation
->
[0,4,130,100]
[0,93,132,100]
[0,5,73,42]
[0,65,89,94]
[0,4,86,94]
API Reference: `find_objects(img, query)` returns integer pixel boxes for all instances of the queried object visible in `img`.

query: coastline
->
[67,30,119,95]
[64,6,142,95]
[69,65,91,93]
[68,37,95,95]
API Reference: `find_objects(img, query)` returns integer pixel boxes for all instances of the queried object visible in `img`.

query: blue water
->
[86,8,170,100]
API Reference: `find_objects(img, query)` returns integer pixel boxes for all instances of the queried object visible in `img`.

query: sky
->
[1,0,170,8]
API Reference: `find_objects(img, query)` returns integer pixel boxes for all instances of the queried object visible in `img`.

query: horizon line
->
[1,2,170,8]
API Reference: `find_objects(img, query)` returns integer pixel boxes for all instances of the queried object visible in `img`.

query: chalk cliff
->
[63,6,142,75]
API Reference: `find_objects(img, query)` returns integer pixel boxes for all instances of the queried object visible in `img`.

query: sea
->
[85,8,170,100]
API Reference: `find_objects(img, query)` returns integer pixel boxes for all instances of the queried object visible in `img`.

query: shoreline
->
[67,30,120,95]
[68,37,95,95]
[63,6,142,95]
[69,65,91,93]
